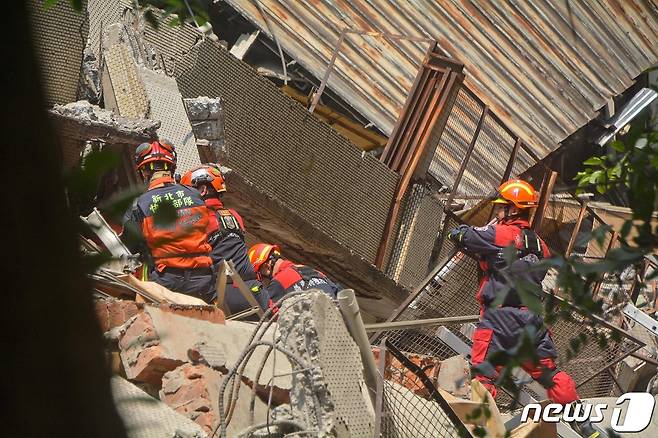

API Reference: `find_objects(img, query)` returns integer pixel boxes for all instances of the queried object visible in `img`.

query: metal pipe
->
[445,106,489,209]
[309,30,346,114]
[630,351,658,368]
[364,315,480,332]
[373,338,387,437]
[337,289,379,407]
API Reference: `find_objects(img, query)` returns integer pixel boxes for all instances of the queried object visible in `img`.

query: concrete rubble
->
[49,100,160,144]
[184,96,226,163]
[28,0,658,436]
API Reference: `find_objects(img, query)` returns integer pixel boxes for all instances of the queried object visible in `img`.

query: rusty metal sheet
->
[225,0,658,159]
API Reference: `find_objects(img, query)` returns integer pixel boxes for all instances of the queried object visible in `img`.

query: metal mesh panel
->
[28,0,88,106]
[381,381,463,437]
[538,197,584,256]
[374,206,643,406]
[175,38,398,263]
[386,184,445,289]
[460,115,516,197]
[137,67,200,174]
[511,145,536,179]
[428,89,484,191]
[378,341,470,437]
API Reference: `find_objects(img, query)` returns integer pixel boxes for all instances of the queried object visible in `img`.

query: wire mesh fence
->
[386,183,445,289]
[374,210,645,408]
[427,88,484,194]
[377,340,471,437]
[426,86,531,198]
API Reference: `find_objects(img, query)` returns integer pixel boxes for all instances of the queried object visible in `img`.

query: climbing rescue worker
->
[248,244,340,301]
[180,164,270,314]
[448,179,599,437]
[122,140,215,303]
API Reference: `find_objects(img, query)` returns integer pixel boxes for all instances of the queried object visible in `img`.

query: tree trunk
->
[1,4,126,437]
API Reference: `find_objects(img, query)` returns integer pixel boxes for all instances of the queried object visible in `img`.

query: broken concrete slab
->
[183,96,226,162]
[437,355,471,398]
[278,291,375,436]
[616,354,656,393]
[112,376,207,438]
[49,101,159,144]
[222,169,409,322]
[117,305,290,387]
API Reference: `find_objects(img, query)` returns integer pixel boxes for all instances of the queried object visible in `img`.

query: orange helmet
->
[180,164,226,193]
[492,179,538,209]
[134,139,176,170]
[248,243,281,273]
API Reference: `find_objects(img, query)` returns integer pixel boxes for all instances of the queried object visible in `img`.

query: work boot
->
[569,418,601,438]
[567,400,605,438]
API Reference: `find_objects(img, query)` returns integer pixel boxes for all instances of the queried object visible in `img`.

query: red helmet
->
[492,179,539,209]
[248,243,281,273]
[134,140,176,170]
[180,164,226,193]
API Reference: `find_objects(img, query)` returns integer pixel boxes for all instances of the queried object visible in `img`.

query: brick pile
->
[94,298,228,432]
[372,347,470,399]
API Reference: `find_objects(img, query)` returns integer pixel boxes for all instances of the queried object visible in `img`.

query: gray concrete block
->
[437,355,471,398]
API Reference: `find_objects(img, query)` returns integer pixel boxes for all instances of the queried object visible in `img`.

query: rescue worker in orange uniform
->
[122,140,215,302]
[248,244,340,301]
[180,164,270,314]
[448,179,599,437]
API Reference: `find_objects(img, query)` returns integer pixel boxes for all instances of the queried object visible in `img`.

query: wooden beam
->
[565,201,588,257]
[531,171,558,231]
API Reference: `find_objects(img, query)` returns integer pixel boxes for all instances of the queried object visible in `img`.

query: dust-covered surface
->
[277,291,375,437]
[112,376,207,438]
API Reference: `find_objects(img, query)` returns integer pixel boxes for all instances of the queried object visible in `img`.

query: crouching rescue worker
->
[248,243,340,302]
[448,179,599,438]
[122,140,215,303]
[181,164,270,314]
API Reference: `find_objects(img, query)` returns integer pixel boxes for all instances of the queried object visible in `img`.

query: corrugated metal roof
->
[225,0,658,158]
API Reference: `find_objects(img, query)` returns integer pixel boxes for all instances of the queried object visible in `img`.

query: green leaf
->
[583,156,604,166]
[620,220,633,239]
[69,0,82,11]
[143,9,160,29]
[589,170,603,184]
[43,0,59,9]
[610,140,625,153]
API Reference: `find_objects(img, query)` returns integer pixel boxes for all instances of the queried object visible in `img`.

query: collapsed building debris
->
[25,0,658,436]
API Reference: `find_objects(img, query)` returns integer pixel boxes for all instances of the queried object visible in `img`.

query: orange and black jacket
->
[204,198,257,281]
[122,175,213,272]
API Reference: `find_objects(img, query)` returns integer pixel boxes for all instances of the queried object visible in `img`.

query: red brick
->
[108,300,142,330]
[160,363,222,434]
[94,298,145,333]
[118,311,185,385]
[373,347,442,398]
[157,303,225,324]
[95,300,110,333]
